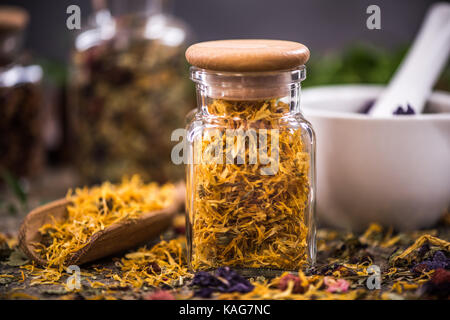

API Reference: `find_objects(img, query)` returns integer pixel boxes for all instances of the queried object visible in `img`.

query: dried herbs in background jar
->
[0,6,44,179]
[69,0,194,184]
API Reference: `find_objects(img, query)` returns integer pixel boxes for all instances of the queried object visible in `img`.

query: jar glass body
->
[186,67,316,276]
[0,26,43,179]
[69,0,194,184]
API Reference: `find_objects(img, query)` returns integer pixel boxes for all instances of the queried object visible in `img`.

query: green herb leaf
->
[0,170,27,205]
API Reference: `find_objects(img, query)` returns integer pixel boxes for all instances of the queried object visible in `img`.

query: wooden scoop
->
[18,182,186,266]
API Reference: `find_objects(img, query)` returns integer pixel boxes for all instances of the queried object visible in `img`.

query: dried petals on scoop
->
[35,175,175,270]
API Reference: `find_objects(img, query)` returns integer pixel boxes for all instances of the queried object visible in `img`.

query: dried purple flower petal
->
[412,251,449,273]
[191,267,254,298]
[393,104,415,115]
[191,271,220,287]
[194,287,215,298]
[229,282,250,292]
[418,244,430,257]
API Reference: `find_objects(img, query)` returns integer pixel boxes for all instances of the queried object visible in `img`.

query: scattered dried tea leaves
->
[41,286,69,296]
[1,214,448,300]
[391,235,450,266]
[4,291,39,300]
[112,237,190,288]
[0,275,14,285]
[219,271,363,300]
[5,248,29,267]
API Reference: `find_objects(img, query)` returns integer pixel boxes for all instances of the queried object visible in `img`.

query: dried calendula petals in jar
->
[185,40,316,276]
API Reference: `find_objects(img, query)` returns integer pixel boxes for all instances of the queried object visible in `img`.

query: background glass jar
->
[69,0,194,184]
[186,67,316,276]
[0,6,44,180]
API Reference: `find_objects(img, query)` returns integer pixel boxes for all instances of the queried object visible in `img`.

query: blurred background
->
[0,0,444,61]
[0,0,449,232]
[3,0,449,88]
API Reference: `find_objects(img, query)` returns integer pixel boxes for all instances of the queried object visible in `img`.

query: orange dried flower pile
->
[111,237,190,288]
[188,98,312,272]
[35,175,175,270]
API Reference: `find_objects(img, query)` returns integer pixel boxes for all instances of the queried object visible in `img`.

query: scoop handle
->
[369,2,450,117]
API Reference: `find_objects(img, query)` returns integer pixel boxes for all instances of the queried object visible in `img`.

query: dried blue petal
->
[393,104,415,115]
[418,244,430,257]
[412,250,450,273]
[191,267,254,298]
[194,287,215,298]
[228,282,253,293]
[191,271,220,287]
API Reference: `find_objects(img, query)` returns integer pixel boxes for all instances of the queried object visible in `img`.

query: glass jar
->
[0,6,44,179]
[185,40,316,276]
[69,0,194,184]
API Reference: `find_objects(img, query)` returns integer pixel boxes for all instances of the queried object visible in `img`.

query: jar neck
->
[191,67,305,118]
[78,0,179,51]
[196,85,302,118]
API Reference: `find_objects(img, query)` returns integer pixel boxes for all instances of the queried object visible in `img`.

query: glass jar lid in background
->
[0,6,28,67]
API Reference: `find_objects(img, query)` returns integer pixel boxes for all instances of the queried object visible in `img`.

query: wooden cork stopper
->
[0,6,29,32]
[185,39,310,72]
